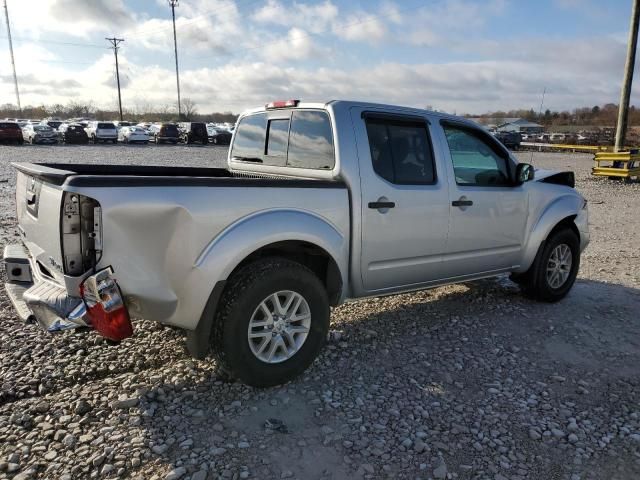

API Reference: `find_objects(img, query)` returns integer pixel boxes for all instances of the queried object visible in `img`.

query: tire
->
[212,258,330,387]
[519,227,580,302]
[91,135,96,144]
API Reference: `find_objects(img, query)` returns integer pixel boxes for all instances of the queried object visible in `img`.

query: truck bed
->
[12,163,345,188]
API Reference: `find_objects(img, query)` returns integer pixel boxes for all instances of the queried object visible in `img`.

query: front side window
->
[365,117,436,184]
[443,124,511,186]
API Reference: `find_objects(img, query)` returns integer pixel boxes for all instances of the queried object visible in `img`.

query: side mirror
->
[515,163,535,185]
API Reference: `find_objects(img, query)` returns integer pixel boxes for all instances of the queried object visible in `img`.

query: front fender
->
[517,194,582,273]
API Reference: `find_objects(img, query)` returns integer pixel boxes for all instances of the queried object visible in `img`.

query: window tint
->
[287,111,335,169]
[365,117,436,184]
[231,113,267,160]
[98,123,115,129]
[443,124,511,186]
[0,122,19,130]
[266,119,289,156]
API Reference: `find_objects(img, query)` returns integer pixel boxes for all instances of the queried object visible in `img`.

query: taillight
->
[80,267,133,341]
[265,99,299,109]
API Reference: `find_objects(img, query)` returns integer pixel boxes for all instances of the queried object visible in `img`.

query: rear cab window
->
[231,109,335,170]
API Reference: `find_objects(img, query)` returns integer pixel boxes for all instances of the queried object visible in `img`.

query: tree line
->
[0,98,238,123]
[467,103,640,127]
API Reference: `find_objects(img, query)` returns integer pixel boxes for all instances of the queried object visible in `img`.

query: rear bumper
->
[3,244,88,332]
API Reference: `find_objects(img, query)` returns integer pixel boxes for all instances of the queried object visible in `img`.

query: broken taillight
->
[80,267,133,341]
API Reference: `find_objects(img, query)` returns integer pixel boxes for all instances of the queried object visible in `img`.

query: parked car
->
[494,131,521,150]
[0,121,23,144]
[150,123,179,144]
[43,120,63,130]
[207,125,233,145]
[22,124,58,144]
[118,126,149,144]
[179,122,208,145]
[58,123,89,144]
[85,122,118,144]
[3,99,589,387]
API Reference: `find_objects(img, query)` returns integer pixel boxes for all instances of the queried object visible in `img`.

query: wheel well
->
[232,241,343,306]
[549,215,579,241]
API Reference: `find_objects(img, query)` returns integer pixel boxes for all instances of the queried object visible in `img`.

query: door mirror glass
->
[515,163,534,184]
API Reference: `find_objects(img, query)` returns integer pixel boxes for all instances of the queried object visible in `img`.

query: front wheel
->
[519,227,580,302]
[212,258,330,387]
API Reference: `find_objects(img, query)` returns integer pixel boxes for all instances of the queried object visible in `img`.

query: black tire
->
[520,227,580,302]
[212,258,330,387]
[17,139,23,145]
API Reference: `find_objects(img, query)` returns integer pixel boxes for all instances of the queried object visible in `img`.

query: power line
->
[0,35,107,49]
[106,37,125,121]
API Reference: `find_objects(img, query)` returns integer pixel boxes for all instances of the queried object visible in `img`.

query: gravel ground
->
[0,145,639,480]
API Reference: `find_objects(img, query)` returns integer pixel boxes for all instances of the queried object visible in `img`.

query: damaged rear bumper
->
[3,243,88,332]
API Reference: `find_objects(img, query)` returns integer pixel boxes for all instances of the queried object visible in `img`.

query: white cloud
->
[333,13,388,43]
[252,0,338,34]
[263,28,321,61]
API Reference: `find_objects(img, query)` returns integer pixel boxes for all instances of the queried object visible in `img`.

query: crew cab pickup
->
[3,100,589,387]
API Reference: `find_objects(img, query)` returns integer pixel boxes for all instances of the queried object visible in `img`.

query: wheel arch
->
[518,194,582,273]
[186,209,348,359]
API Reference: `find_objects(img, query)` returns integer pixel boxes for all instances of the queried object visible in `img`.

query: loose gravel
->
[0,145,639,480]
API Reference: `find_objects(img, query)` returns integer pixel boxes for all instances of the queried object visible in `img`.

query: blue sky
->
[0,0,638,114]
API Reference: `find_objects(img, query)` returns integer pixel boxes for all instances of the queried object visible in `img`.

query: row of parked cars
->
[0,119,234,146]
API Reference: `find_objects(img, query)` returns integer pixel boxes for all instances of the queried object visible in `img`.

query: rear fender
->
[517,194,582,273]
[185,209,348,358]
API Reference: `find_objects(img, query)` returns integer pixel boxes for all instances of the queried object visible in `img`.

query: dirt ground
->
[0,145,638,480]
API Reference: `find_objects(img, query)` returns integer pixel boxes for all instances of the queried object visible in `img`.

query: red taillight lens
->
[80,267,133,341]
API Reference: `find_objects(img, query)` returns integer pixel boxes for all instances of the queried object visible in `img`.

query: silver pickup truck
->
[4,100,589,387]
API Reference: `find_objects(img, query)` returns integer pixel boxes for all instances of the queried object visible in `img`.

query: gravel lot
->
[0,145,639,480]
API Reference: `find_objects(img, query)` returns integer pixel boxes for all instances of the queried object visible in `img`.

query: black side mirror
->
[515,163,535,185]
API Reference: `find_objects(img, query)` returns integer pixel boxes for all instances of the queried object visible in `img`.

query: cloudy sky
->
[0,0,638,114]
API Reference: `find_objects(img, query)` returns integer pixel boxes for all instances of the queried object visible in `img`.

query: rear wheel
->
[519,227,580,302]
[212,258,330,387]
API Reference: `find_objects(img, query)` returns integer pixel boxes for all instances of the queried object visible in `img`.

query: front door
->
[439,122,528,277]
[353,108,450,293]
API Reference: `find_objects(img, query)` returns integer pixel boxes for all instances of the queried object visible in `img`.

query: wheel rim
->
[546,243,572,289]
[248,290,311,364]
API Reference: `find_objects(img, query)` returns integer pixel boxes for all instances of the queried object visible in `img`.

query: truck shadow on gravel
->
[132,277,640,480]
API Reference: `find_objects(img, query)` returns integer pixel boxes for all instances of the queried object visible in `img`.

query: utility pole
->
[169,0,182,119]
[105,37,125,121]
[3,0,21,111]
[614,0,640,152]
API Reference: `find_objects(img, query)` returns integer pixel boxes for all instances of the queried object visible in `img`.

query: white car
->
[118,126,149,144]
[21,124,58,144]
[85,122,118,144]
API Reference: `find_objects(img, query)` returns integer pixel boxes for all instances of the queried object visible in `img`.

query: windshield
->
[34,126,50,131]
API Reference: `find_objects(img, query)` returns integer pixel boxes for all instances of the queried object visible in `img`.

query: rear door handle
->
[368,201,395,209]
[452,197,473,207]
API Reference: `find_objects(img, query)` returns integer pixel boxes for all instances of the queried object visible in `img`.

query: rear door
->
[352,108,450,292]
[439,121,528,276]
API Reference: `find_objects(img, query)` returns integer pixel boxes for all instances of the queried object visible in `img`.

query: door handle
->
[368,201,395,209]
[452,197,473,207]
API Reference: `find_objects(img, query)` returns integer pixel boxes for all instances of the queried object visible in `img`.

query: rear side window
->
[365,117,436,184]
[287,111,334,169]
